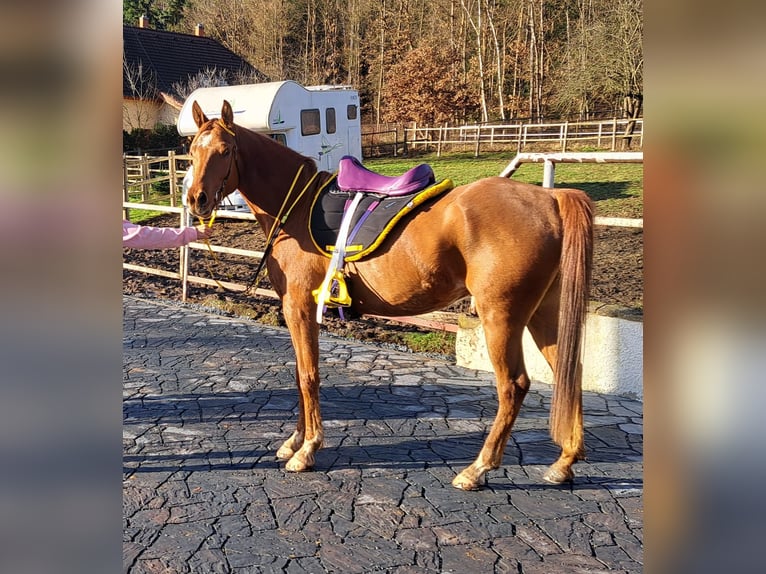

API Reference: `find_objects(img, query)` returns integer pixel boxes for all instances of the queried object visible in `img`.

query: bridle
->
[213,120,238,208]
[189,119,239,216]
[189,120,240,291]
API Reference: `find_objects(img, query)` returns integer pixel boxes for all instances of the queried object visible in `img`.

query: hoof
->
[451,472,483,491]
[276,445,295,460]
[285,453,313,473]
[277,446,295,460]
[543,466,574,484]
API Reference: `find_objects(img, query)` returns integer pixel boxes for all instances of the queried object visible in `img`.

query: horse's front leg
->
[275,362,306,461]
[278,295,324,472]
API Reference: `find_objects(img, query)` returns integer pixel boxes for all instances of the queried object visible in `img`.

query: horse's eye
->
[222,148,230,157]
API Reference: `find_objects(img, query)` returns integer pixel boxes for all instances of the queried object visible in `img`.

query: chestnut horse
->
[186,100,593,490]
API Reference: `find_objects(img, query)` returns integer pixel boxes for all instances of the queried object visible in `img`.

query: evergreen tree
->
[124,0,187,30]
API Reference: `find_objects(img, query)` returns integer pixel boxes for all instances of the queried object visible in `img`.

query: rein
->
[244,164,321,292]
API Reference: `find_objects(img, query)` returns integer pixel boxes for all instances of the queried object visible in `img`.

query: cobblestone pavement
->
[123,296,643,573]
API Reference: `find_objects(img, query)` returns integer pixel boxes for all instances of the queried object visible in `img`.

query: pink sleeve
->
[122,220,198,249]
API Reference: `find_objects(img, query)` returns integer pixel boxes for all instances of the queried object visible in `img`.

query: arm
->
[122,220,209,249]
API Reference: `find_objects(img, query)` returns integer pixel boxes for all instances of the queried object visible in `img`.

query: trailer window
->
[325,108,336,134]
[300,109,321,136]
[347,105,358,120]
[268,133,287,146]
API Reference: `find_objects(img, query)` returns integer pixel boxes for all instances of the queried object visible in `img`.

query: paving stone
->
[541,552,616,573]
[123,297,643,573]
[139,522,213,560]
[319,535,411,573]
[396,527,438,550]
[284,556,325,573]
[354,503,405,538]
[439,543,499,572]
[186,549,231,573]
[491,536,540,567]
[433,521,492,546]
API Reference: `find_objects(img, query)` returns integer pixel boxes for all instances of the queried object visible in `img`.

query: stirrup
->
[312,270,352,308]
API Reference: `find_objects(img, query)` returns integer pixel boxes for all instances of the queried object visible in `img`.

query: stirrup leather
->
[313,192,364,323]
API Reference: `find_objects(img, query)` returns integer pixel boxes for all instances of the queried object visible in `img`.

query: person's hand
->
[195,224,213,240]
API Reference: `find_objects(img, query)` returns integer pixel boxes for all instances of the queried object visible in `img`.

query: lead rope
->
[242,165,325,294]
[196,211,237,291]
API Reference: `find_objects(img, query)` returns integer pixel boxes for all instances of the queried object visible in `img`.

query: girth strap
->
[312,192,364,323]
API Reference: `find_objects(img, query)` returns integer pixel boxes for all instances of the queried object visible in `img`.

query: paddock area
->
[123,296,642,573]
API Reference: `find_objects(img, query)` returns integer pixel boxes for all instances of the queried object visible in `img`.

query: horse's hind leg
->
[452,306,530,491]
[526,283,585,484]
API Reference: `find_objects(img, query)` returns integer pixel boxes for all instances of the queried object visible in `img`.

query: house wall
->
[123,99,179,131]
[157,104,180,128]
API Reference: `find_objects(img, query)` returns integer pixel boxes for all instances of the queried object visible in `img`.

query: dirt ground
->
[123,213,642,354]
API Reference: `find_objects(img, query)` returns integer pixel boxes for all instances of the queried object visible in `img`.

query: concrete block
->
[455,309,643,400]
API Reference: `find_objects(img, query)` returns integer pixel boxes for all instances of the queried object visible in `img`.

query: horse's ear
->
[192,101,208,128]
[221,100,234,128]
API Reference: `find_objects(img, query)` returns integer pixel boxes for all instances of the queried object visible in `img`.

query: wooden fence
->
[362,117,643,158]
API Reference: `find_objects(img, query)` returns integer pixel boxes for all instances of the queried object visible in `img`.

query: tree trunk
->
[622,93,642,149]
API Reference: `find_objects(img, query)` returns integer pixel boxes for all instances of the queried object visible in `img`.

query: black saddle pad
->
[308,177,454,261]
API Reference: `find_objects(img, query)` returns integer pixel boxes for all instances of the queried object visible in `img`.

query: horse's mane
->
[235,123,323,178]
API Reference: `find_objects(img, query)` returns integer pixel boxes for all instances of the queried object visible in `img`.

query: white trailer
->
[177,80,362,171]
[178,81,362,212]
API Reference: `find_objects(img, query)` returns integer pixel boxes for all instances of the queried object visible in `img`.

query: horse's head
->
[186,100,239,218]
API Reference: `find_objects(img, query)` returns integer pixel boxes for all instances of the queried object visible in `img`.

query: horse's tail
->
[549,188,594,457]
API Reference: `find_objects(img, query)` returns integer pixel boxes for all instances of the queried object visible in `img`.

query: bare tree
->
[483,0,506,120]
[171,66,268,102]
[174,0,641,126]
[526,0,547,121]
[553,0,642,123]
[460,0,489,122]
[123,53,159,131]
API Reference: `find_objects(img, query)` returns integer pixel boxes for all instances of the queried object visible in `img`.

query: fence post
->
[180,208,189,302]
[611,117,617,151]
[122,154,130,220]
[393,126,398,157]
[436,125,443,158]
[562,121,569,153]
[598,121,603,148]
[140,154,150,201]
[168,150,177,207]
[474,125,481,157]
[542,159,556,188]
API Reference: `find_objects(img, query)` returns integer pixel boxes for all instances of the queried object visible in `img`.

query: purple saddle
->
[337,155,435,196]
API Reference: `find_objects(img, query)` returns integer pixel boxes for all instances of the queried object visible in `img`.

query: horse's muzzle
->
[187,190,214,218]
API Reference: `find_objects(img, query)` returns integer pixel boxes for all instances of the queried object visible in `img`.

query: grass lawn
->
[365,152,643,219]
